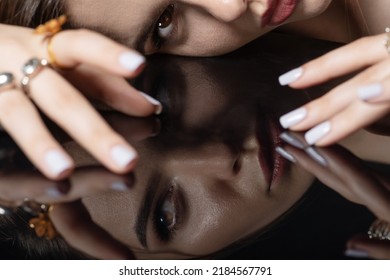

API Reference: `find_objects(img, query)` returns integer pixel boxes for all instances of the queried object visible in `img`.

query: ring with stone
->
[0,72,16,93]
[21,58,50,95]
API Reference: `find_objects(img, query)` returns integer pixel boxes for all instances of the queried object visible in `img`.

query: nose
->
[183,0,248,22]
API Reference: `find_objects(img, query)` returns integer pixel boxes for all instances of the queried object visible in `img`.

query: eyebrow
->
[134,173,161,248]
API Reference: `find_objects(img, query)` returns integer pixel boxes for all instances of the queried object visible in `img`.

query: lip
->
[256,116,289,191]
[261,0,298,27]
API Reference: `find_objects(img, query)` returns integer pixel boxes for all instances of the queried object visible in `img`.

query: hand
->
[279,33,390,146]
[0,23,162,180]
[0,115,159,259]
[277,133,390,259]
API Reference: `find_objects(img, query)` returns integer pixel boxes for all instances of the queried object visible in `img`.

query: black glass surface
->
[0,32,388,260]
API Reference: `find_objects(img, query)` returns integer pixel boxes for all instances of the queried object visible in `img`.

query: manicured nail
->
[119,52,146,72]
[140,92,163,115]
[280,132,307,149]
[279,67,303,86]
[44,150,73,177]
[358,83,383,101]
[111,182,129,192]
[305,147,328,166]
[275,147,296,163]
[345,249,369,258]
[305,121,331,145]
[111,145,137,168]
[279,108,307,129]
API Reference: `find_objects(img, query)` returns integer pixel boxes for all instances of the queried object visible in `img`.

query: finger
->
[303,100,389,146]
[279,59,390,131]
[50,201,135,259]
[63,65,162,116]
[29,69,138,174]
[347,234,390,260]
[279,34,388,88]
[0,168,134,204]
[44,29,145,77]
[300,146,390,220]
[0,170,70,202]
[0,89,74,180]
[280,145,349,197]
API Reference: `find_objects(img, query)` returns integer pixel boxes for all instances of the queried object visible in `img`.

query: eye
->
[153,4,176,49]
[159,189,176,228]
[158,4,175,38]
[153,186,177,242]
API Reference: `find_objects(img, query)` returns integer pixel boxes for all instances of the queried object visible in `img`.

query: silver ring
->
[0,72,16,92]
[21,58,49,95]
[368,219,390,240]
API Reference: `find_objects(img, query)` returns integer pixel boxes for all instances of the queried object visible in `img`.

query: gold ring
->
[35,15,68,69]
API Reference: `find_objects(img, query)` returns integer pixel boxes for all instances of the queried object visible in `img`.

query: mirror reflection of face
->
[65,0,332,56]
[82,57,315,259]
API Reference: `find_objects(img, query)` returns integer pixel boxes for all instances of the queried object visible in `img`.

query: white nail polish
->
[111,182,128,192]
[111,145,137,168]
[140,92,163,115]
[46,188,63,198]
[305,121,331,145]
[358,83,383,101]
[279,108,307,129]
[44,150,72,177]
[119,52,146,72]
[275,147,296,163]
[305,147,328,166]
[345,249,369,258]
[279,67,303,86]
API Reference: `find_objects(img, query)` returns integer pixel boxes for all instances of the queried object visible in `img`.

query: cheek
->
[170,10,269,56]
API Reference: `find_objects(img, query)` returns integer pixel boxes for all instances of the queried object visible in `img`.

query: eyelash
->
[152,4,177,50]
[153,185,178,242]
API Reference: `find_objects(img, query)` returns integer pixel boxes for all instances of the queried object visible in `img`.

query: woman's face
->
[65,0,332,56]
[81,57,315,259]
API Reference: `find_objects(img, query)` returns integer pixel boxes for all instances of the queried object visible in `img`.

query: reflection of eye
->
[152,4,176,49]
[154,186,177,242]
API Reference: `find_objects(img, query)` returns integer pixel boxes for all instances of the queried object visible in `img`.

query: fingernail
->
[305,147,328,166]
[345,248,369,258]
[280,132,307,149]
[119,52,146,72]
[111,145,137,168]
[140,92,163,115]
[111,182,130,192]
[275,147,296,163]
[357,83,383,101]
[44,150,73,177]
[279,108,307,129]
[305,121,331,145]
[279,67,303,86]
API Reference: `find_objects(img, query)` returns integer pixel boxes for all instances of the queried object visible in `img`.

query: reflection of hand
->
[0,115,159,259]
[0,23,162,180]
[279,33,390,146]
[0,167,135,259]
[278,134,390,259]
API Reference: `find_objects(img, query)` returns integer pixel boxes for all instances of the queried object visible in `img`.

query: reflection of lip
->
[262,0,298,27]
[256,116,288,191]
